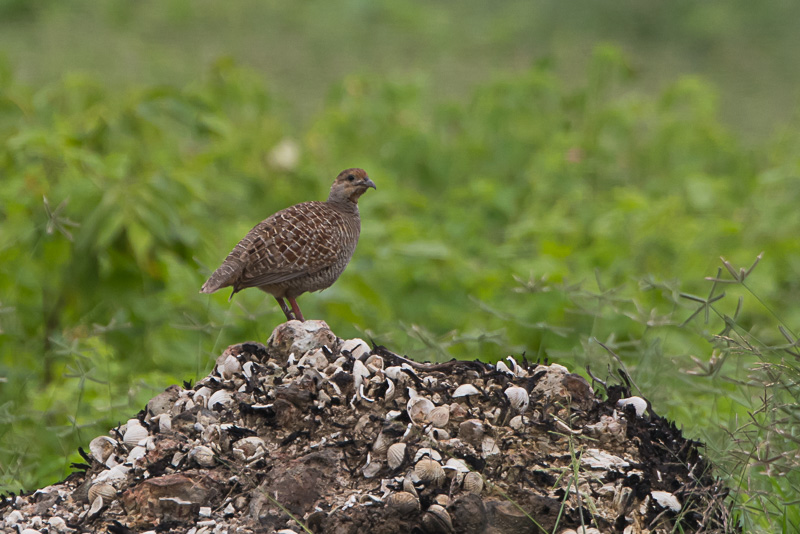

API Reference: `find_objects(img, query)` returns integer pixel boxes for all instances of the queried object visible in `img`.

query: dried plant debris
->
[1,321,733,533]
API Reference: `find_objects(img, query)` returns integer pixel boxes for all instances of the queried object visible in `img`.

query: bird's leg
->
[288,296,305,322]
[275,297,295,321]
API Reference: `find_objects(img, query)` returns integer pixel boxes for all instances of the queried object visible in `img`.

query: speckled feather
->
[200,168,375,320]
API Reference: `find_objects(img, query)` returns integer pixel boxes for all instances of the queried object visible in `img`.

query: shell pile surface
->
[0,320,731,533]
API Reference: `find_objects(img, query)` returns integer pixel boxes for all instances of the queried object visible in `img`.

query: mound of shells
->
[1,320,732,533]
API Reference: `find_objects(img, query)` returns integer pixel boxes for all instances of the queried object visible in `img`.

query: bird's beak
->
[363,177,377,190]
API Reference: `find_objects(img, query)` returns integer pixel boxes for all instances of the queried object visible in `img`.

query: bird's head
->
[327,168,377,205]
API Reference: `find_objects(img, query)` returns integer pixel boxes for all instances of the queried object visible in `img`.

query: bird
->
[200,168,376,322]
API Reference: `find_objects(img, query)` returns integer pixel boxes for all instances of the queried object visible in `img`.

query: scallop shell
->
[407,396,435,424]
[387,443,407,470]
[123,422,149,447]
[88,482,116,504]
[463,471,484,494]
[427,405,450,428]
[189,445,216,467]
[386,491,420,514]
[504,386,530,412]
[208,389,233,410]
[452,383,480,398]
[414,458,445,486]
[89,436,118,464]
[365,354,384,372]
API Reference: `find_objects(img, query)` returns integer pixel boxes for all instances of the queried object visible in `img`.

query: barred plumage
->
[201,168,376,321]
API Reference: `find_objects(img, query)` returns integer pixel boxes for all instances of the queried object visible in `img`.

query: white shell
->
[88,482,116,503]
[297,349,328,370]
[407,396,435,424]
[365,354,384,372]
[444,458,470,473]
[504,386,530,412]
[341,338,370,359]
[219,355,242,378]
[481,436,500,457]
[352,359,371,390]
[384,366,405,381]
[452,384,480,397]
[387,443,406,470]
[123,422,149,447]
[232,436,267,462]
[423,504,453,532]
[89,436,118,464]
[427,405,450,428]
[509,415,528,430]
[386,491,420,514]
[496,360,513,375]
[208,389,233,410]
[617,396,647,417]
[189,445,216,467]
[414,458,445,486]
[126,445,147,464]
[384,378,396,402]
[651,490,681,512]
[413,447,443,463]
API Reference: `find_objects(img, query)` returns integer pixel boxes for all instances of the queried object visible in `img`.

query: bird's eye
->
[346,174,355,182]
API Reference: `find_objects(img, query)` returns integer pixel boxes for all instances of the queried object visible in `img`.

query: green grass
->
[1,2,799,531]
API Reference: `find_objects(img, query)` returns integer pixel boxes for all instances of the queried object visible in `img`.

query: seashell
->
[427,406,450,428]
[88,482,116,504]
[208,389,233,410]
[362,454,382,478]
[384,378,396,402]
[495,360,513,375]
[123,421,149,447]
[414,458,445,486]
[617,396,647,417]
[365,354,384,372]
[297,349,328,370]
[153,413,172,433]
[444,458,470,473]
[422,504,453,533]
[413,447,443,463]
[193,386,213,405]
[481,436,500,457]
[426,427,450,441]
[219,355,242,379]
[457,419,485,445]
[508,414,528,431]
[651,490,681,512]
[352,359,371,390]
[232,437,267,462]
[383,366,405,381]
[407,396,435,424]
[94,464,130,486]
[504,386,530,412]
[341,338,370,359]
[386,491,420,514]
[433,494,452,507]
[402,473,419,497]
[422,376,437,388]
[126,445,147,464]
[242,361,255,379]
[387,443,407,470]
[452,383,480,398]
[386,409,403,421]
[189,445,216,467]
[89,436,118,464]
[506,356,528,377]
[463,471,484,494]
[372,431,393,455]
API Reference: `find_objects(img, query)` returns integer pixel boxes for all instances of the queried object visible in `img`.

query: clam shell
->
[504,386,530,412]
[427,405,450,428]
[407,396,435,424]
[123,422,149,447]
[88,482,116,504]
[365,354,384,372]
[218,354,242,379]
[463,471,484,494]
[422,504,453,533]
[193,386,213,404]
[444,458,470,473]
[452,383,480,398]
[352,359,371,390]
[89,436,118,464]
[126,445,147,464]
[386,491,420,514]
[208,389,233,410]
[387,443,407,470]
[414,458,445,486]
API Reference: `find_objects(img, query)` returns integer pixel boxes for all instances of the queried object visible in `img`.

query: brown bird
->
[200,168,376,321]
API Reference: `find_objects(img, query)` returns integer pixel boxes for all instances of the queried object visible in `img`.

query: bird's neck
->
[326,196,360,216]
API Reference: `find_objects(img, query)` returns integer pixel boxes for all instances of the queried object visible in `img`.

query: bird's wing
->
[234,202,343,289]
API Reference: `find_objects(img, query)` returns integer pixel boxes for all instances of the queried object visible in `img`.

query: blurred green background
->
[1,1,799,530]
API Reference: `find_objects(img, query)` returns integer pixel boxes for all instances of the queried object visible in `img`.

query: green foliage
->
[1,47,800,531]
